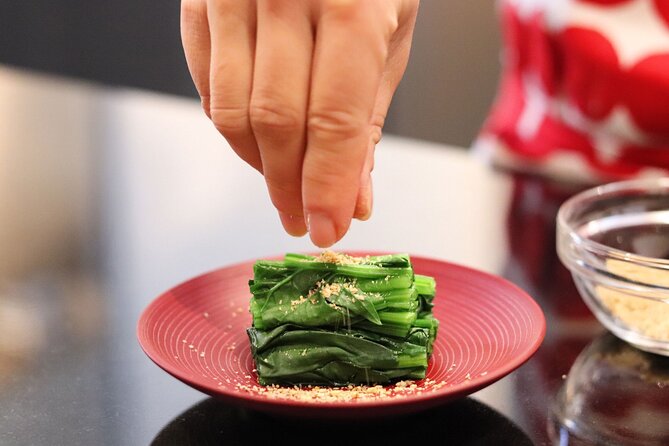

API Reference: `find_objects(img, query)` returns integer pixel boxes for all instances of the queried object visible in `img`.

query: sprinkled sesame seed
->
[314,251,368,265]
[290,296,308,307]
[233,379,448,403]
[319,283,341,298]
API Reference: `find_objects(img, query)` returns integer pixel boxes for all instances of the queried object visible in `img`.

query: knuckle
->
[371,112,386,130]
[323,0,360,16]
[387,14,400,35]
[181,0,208,30]
[405,0,420,14]
[209,101,249,134]
[264,0,291,15]
[249,99,302,133]
[323,0,397,39]
[209,0,237,13]
[303,168,358,212]
[265,175,300,197]
[265,177,302,213]
[397,0,419,24]
[307,109,366,140]
[303,166,355,195]
[181,0,202,22]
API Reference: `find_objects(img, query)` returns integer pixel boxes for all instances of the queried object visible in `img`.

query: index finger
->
[303,2,394,247]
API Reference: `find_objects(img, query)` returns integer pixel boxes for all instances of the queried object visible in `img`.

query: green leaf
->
[248,325,429,386]
[247,252,440,386]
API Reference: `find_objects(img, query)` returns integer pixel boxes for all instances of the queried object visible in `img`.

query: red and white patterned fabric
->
[476,0,669,182]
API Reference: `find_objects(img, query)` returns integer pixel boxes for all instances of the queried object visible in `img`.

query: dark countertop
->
[1,67,667,445]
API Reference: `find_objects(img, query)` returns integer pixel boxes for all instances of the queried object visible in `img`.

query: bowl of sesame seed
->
[558,178,669,357]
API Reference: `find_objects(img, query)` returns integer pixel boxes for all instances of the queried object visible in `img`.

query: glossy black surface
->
[551,333,669,445]
[152,397,533,446]
[1,69,667,445]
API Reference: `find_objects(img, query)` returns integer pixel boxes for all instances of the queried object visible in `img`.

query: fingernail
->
[354,198,371,221]
[360,188,373,221]
[279,212,307,237]
[306,212,338,248]
[355,177,373,221]
[358,202,372,221]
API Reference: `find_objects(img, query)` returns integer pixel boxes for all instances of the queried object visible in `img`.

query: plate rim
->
[137,252,546,412]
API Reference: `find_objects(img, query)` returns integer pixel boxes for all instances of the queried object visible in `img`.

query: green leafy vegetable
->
[246,252,439,386]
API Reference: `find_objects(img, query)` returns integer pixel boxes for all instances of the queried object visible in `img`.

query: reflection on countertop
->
[152,397,533,446]
[0,272,105,389]
[550,333,669,445]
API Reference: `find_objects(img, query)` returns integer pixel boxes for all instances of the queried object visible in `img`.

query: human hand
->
[181,0,419,247]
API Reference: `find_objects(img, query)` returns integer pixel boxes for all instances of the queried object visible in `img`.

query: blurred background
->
[0,2,505,444]
[0,1,501,147]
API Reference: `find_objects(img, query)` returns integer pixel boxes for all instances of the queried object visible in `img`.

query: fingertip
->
[306,212,340,248]
[279,212,307,237]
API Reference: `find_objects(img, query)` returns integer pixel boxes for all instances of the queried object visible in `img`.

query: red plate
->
[137,254,545,418]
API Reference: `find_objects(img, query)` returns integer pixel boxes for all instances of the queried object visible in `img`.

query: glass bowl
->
[557,178,669,356]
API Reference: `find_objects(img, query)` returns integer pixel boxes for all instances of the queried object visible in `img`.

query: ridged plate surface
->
[138,254,545,417]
